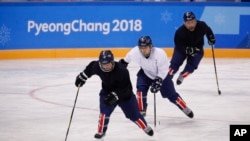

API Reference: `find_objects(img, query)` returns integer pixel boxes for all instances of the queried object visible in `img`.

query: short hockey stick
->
[65,86,80,141]
[211,45,221,95]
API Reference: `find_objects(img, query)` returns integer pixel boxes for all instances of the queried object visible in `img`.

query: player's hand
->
[150,77,163,93]
[208,35,216,45]
[75,72,87,87]
[208,38,216,45]
[119,59,128,68]
[104,92,119,105]
[186,47,200,57]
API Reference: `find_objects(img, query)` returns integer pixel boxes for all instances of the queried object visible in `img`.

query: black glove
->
[75,72,87,87]
[185,47,200,57]
[119,59,128,68]
[150,77,163,93]
[208,38,216,45]
[104,92,119,105]
[208,35,216,45]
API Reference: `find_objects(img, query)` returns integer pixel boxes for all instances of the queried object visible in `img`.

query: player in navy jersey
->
[119,36,194,118]
[169,11,216,85]
[75,50,153,139]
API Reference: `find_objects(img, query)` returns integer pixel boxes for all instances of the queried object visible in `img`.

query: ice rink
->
[0,57,249,141]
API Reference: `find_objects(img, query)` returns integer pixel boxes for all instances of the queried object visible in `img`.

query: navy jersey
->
[83,61,133,101]
[174,20,215,54]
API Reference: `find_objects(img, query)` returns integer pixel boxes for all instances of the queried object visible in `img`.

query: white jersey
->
[124,46,169,80]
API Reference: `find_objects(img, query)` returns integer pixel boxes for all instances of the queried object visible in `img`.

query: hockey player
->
[119,36,194,118]
[75,50,153,139]
[169,11,216,85]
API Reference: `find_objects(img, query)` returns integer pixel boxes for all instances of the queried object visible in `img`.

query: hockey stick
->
[153,92,156,127]
[153,92,160,140]
[65,86,80,141]
[211,45,221,95]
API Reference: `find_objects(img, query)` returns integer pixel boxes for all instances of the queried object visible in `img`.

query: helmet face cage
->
[138,36,152,47]
[99,50,115,72]
[183,11,196,22]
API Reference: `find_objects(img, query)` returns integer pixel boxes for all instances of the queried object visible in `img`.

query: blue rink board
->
[0,2,250,49]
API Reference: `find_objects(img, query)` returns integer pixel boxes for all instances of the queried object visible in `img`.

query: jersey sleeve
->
[174,27,187,54]
[83,61,98,78]
[155,49,169,79]
[203,22,215,41]
[124,46,138,63]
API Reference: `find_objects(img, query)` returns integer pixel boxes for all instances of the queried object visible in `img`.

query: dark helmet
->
[99,50,115,72]
[99,50,114,64]
[183,11,196,22]
[138,35,153,47]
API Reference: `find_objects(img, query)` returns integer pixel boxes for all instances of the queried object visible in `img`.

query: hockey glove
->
[150,77,163,93]
[75,72,87,87]
[104,92,119,105]
[208,35,216,45]
[186,47,200,57]
[119,59,128,68]
[208,38,216,45]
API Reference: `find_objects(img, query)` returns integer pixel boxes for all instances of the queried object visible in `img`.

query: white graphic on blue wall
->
[0,25,11,46]
[161,10,172,24]
[200,7,250,34]
[214,13,225,26]
[201,7,250,48]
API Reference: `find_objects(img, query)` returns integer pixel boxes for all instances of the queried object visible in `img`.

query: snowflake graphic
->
[0,25,11,46]
[161,10,172,24]
[214,13,225,25]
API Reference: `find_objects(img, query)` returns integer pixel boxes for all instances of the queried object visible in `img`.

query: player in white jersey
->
[119,36,194,118]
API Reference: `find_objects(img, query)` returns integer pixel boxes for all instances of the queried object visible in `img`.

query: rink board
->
[0,2,250,59]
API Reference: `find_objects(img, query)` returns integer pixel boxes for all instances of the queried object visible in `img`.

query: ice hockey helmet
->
[183,11,196,22]
[99,50,115,72]
[138,36,152,47]
[99,50,114,64]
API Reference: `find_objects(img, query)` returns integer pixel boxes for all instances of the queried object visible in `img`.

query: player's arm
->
[74,61,96,87]
[174,30,187,54]
[156,50,169,79]
[150,51,167,93]
[175,30,200,56]
[204,22,216,45]
[119,47,138,67]
[119,58,129,68]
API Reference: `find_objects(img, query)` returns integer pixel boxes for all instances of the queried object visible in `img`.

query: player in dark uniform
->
[169,11,216,85]
[75,50,154,139]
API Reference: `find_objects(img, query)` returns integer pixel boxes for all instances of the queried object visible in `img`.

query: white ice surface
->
[0,58,249,141]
